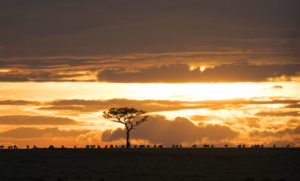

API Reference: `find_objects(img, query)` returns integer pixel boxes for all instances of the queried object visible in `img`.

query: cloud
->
[0,70,92,82]
[272,85,283,89]
[98,63,300,83]
[0,1,299,83]
[0,0,299,58]
[285,104,300,108]
[0,127,89,138]
[249,126,300,138]
[101,115,238,145]
[190,115,212,121]
[38,98,300,114]
[0,100,39,105]
[0,115,80,125]
[39,99,208,113]
[256,111,300,117]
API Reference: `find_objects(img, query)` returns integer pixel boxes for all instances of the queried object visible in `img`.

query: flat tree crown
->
[103,107,148,130]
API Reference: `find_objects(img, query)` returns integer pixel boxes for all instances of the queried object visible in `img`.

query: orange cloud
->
[0,115,80,125]
[102,115,238,146]
[0,127,89,139]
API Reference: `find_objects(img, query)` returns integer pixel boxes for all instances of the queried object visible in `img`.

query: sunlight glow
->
[0,82,299,101]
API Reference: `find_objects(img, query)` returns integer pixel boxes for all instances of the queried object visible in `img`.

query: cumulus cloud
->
[0,127,89,138]
[102,115,238,145]
[0,115,80,125]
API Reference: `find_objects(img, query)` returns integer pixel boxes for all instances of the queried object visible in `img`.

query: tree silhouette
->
[103,107,148,148]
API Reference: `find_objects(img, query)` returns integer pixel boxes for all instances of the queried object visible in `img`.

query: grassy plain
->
[0,148,299,181]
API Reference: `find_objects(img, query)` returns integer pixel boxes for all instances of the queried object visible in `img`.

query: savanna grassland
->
[0,148,299,181]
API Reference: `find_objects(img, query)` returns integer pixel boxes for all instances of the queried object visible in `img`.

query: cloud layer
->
[0,115,79,125]
[98,63,300,83]
[102,115,238,145]
[0,0,299,82]
[0,127,88,138]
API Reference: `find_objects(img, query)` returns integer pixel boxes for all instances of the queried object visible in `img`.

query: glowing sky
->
[0,0,299,147]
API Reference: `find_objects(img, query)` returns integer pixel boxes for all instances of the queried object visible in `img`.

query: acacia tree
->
[103,107,148,148]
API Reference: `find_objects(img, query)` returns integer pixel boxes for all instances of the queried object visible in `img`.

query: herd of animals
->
[0,144,293,150]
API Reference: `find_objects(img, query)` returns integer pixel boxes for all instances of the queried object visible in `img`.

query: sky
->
[0,0,300,148]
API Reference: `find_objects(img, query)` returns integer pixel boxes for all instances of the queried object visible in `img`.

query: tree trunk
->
[126,129,130,148]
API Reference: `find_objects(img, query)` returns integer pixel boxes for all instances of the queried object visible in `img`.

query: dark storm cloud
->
[38,98,300,114]
[0,0,299,83]
[256,111,300,117]
[0,115,80,125]
[98,63,300,83]
[102,115,238,145]
[0,127,88,138]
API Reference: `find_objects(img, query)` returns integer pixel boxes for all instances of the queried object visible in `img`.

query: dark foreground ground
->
[0,148,299,181]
